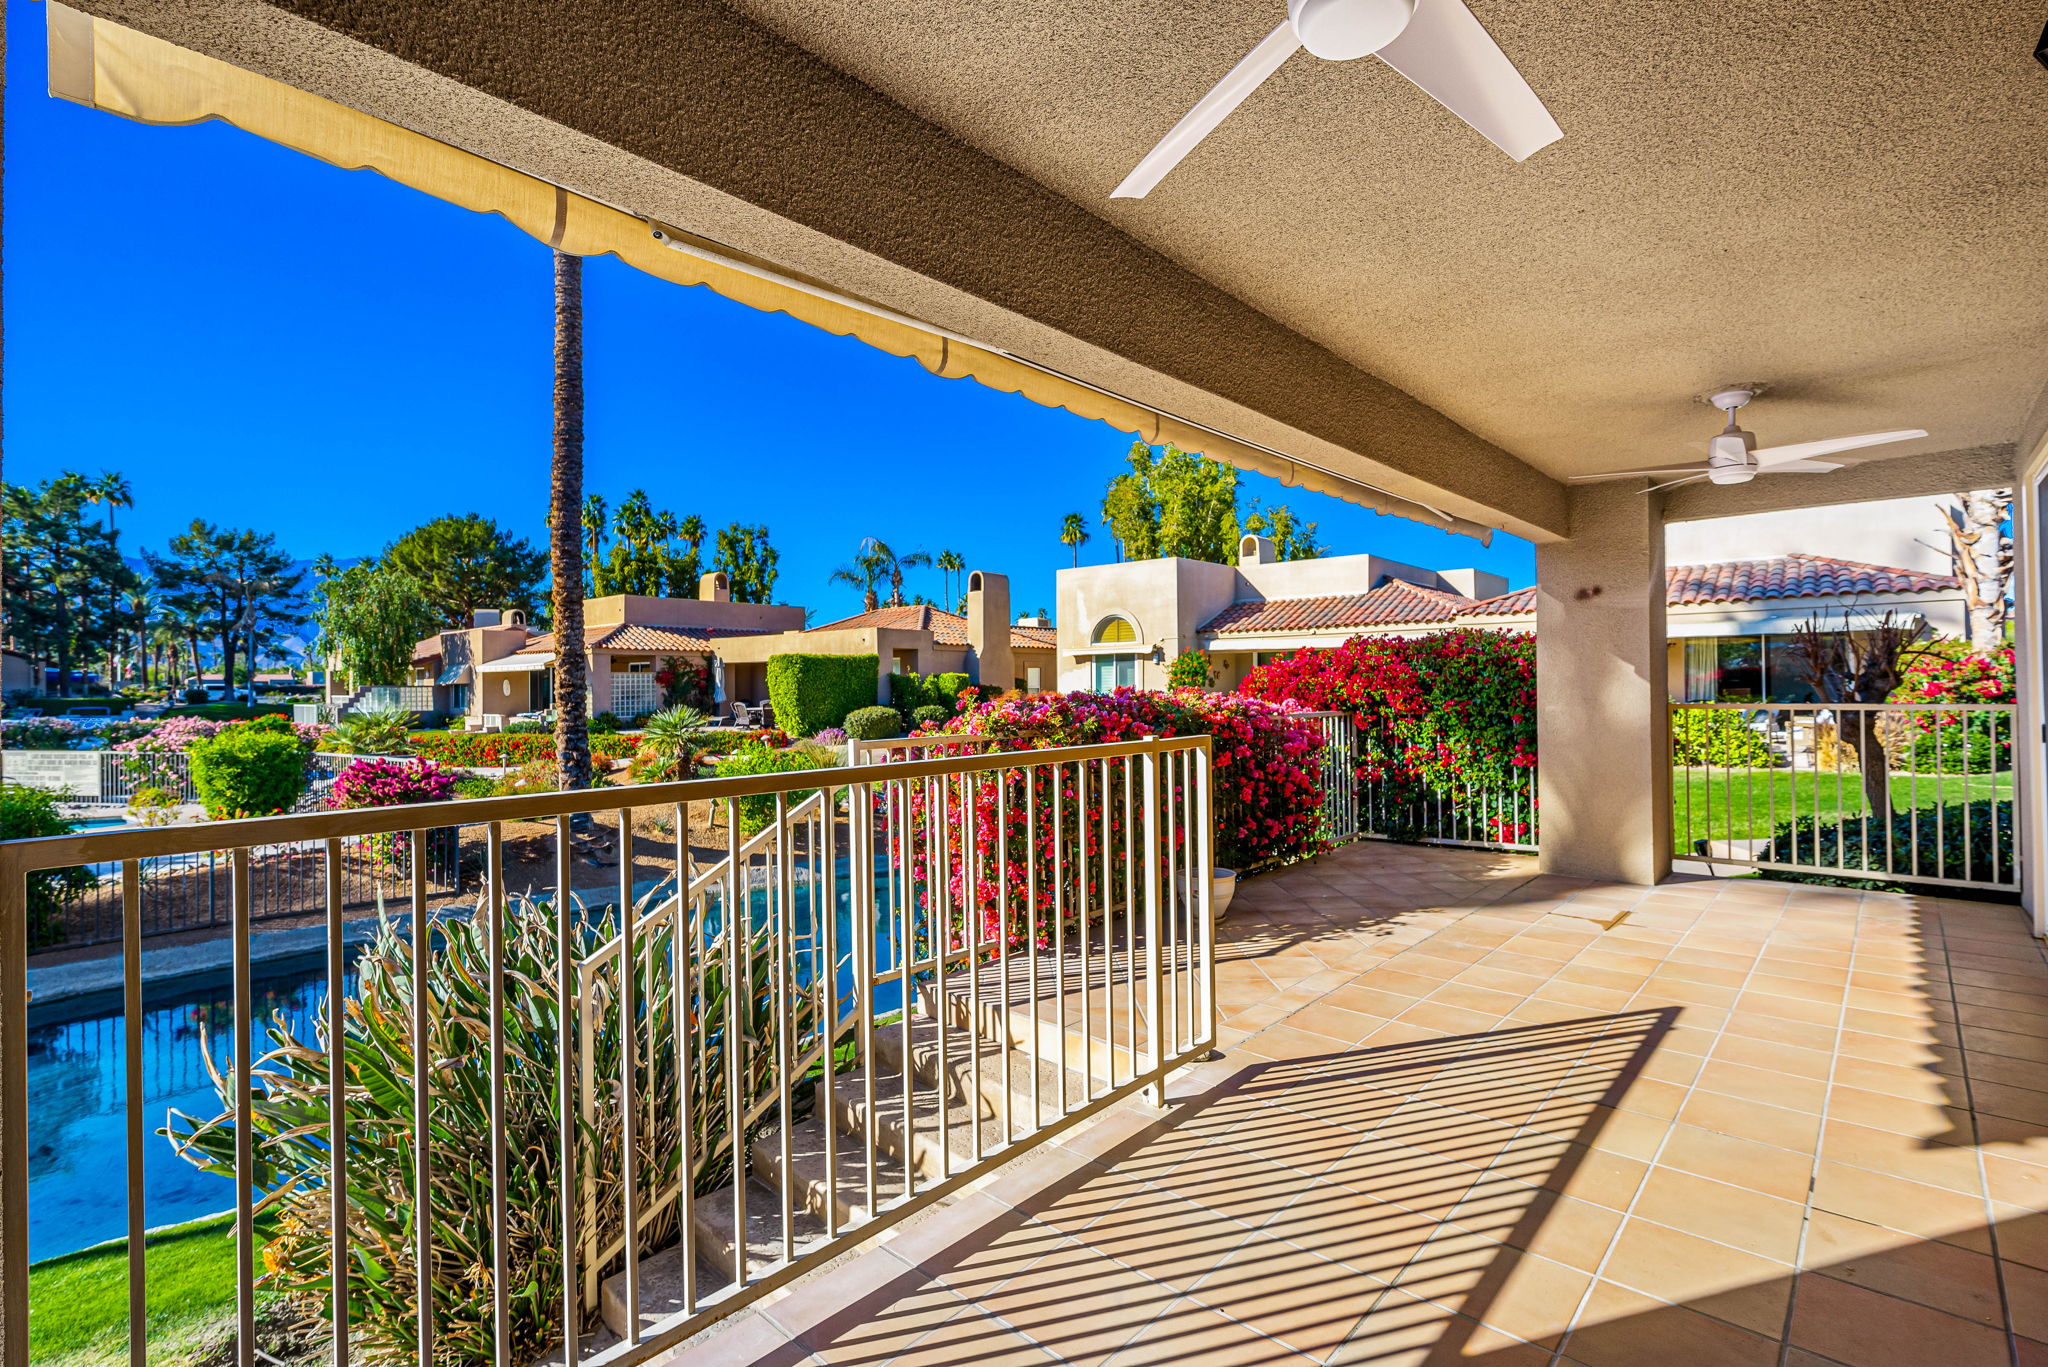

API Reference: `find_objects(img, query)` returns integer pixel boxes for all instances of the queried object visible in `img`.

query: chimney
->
[1436,569,1509,602]
[965,570,1012,689]
[698,571,731,602]
[1238,534,1275,566]
[471,608,502,628]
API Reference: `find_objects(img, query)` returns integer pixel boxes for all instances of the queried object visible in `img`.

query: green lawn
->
[1675,768,2014,845]
[28,1213,287,1367]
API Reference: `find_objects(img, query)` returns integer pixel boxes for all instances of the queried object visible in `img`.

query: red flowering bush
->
[1241,629,1537,843]
[1888,644,2016,772]
[901,689,1326,949]
[407,731,640,767]
[327,757,462,873]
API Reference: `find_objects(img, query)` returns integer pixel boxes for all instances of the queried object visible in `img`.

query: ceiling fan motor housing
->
[1288,0,1417,59]
[1706,427,1758,484]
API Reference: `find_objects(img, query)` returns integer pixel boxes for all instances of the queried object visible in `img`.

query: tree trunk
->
[1942,490,2013,648]
[551,250,593,793]
[1846,708,1892,822]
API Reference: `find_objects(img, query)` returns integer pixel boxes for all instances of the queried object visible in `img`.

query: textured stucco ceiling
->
[723,0,2048,482]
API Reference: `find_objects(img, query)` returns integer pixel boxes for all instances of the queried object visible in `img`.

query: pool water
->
[27,959,347,1262]
[27,867,908,1263]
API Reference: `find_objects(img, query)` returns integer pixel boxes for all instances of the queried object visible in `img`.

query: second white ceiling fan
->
[1113,0,1562,200]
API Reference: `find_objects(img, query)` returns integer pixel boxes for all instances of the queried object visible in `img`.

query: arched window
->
[1089,616,1141,690]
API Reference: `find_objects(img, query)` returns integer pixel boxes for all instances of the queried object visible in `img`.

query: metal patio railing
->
[0,734,1216,1367]
[1671,701,2020,892]
[1293,709,1539,854]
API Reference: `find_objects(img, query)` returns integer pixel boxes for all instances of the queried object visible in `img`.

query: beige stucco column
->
[1535,484,1672,885]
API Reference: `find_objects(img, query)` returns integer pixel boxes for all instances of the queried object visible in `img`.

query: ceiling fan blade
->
[1755,459,1844,474]
[1752,429,1928,465]
[1643,472,1713,493]
[1570,466,1709,482]
[1112,22,1302,199]
[1372,0,1562,161]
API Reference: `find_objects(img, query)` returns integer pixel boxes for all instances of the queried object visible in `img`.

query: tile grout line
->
[1547,881,1801,1366]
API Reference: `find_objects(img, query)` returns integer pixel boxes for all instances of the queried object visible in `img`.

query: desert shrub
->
[331,700,418,756]
[166,893,819,1365]
[813,727,847,745]
[843,706,903,741]
[1670,709,1774,768]
[187,725,308,819]
[451,776,496,800]
[1167,650,1214,689]
[631,705,717,783]
[766,653,879,737]
[0,784,95,949]
[589,712,623,734]
[910,704,951,729]
[714,739,842,836]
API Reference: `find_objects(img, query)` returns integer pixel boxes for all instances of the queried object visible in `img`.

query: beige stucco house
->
[379,570,1051,725]
[1060,534,1966,704]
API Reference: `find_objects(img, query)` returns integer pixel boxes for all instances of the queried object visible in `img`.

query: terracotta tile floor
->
[657,843,2048,1367]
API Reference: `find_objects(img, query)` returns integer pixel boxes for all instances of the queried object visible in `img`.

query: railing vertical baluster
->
[323,837,351,1364]
[1963,706,1974,886]
[122,859,145,1367]
[1053,760,1068,1115]
[1124,753,1140,1086]
[1140,747,1166,1106]
[1026,767,1042,1131]
[1078,760,1094,1100]
[963,771,984,1167]
[724,798,747,1287]
[408,828,434,1366]
[856,781,877,1221]
[821,784,840,1236]
[487,822,510,1366]
[1195,742,1217,1052]
[675,800,698,1318]
[774,792,795,1261]
[618,807,641,1342]
[561,816,592,1332]
[931,775,951,1175]
[996,767,1013,1146]
[232,847,255,1367]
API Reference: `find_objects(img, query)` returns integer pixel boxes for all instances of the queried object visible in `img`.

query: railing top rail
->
[0,733,1212,877]
[1670,701,2016,712]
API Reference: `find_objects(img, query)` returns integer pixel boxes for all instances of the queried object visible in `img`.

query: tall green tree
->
[828,544,887,613]
[581,494,610,596]
[147,521,304,699]
[552,250,594,793]
[1100,440,1322,565]
[713,523,780,604]
[1058,513,1090,568]
[315,561,440,689]
[2,474,142,695]
[383,514,546,629]
[935,549,966,611]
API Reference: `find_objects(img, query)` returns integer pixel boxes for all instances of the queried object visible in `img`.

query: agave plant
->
[631,704,716,783]
[165,883,830,1364]
[331,700,419,757]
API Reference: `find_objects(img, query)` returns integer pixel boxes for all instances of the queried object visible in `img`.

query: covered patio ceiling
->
[75,0,2048,537]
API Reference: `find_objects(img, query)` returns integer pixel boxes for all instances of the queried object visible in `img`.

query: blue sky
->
[2,0,1533,623]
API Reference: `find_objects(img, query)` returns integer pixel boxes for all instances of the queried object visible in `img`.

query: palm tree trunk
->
[551,249,593,793]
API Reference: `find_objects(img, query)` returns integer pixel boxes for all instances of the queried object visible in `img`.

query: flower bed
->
[406,731,640,767]
[912,689,1326,948]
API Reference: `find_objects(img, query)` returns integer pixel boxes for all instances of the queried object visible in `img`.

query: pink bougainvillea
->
[326,756,461,810]
[1240,629,1537,843]
[898,689,1327,950]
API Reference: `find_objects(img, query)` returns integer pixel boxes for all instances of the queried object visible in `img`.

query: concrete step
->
[599,1176,828,1339]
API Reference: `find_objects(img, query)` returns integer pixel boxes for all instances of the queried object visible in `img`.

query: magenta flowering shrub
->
[327,757,461,810]
[1241,630,1538,844]
[905,689,1326,949]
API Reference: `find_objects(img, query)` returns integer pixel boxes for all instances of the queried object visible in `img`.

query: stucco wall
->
[1663,496,1954,575]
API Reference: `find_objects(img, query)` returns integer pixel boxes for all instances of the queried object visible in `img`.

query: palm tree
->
[1059,512,1090,568]
[678,513,706,559]
[891,546,932,607]
[828,547,887,613]
[935,549,966,611]
[123,587,157,690]
[87,473,134,692]
[552,250,593,795]
[580,493,608,596]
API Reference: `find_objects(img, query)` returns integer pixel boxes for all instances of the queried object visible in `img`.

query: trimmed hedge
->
[766,653,878,737]
[1765,800,2014,888]
[910,704,950,729]
[1671,709,1774,768]
[188,726,307,819]
[843,706,903,740]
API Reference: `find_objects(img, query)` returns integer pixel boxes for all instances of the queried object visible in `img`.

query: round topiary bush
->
[843,706,903,740]
[910,704,951,729]
[188,725,309,819]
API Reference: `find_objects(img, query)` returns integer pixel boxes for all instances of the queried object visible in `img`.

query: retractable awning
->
[476,654,552,674]
[434,665,473,686]
[45,3,1491,543]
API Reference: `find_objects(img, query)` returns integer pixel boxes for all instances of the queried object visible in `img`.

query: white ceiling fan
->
[1574,388,1929,493]
[1111,0,1562,200]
